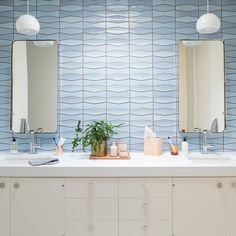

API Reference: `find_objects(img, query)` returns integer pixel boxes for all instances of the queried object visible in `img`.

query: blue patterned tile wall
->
[0,0,236,152]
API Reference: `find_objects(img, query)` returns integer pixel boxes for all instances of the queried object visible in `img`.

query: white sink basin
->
[186,153,236,163]
[0,153,53,161]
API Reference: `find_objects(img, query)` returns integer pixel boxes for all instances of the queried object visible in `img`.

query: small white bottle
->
[10,137,18,154]
[110,142,118,157]
[182,137,188,155]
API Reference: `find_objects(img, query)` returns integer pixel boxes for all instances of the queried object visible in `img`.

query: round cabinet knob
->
[88,225,94,232]
[142,225,148,231]
[88,202,94,209]
[143,183,149,191]
[14,183,20,189]
[231,182,236,188]
[143,202,149,209]
[89,182,95,191]
[217,182,223,189]
[0,182,5,188]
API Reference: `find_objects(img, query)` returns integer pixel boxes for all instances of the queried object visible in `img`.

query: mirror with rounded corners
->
[11,40,58,133]
[179,40,225,133]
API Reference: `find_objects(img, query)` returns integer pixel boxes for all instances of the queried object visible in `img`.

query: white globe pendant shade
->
[16,14,40,35]
[196,13,221,34]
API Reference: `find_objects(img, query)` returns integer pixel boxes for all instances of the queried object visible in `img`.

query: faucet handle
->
[36,128,43,133]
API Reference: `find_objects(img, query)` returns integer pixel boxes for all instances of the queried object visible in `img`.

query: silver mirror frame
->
[10,40,59,134]
[178,39,226,134]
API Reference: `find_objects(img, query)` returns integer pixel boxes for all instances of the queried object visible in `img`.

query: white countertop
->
[1,152,236,177]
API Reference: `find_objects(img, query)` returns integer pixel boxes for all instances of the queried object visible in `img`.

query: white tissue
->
[144,126,156,139]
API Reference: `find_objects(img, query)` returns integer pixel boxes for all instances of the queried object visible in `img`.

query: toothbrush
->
[168,136,176,152]
[53,137,58,146]
[57,137,66,147]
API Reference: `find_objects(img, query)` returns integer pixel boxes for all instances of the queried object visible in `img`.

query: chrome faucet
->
[201,130,214,154]
[29,128,43,154]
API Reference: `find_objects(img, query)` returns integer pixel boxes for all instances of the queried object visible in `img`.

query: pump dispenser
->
[110,142,118,157]
[10,137,18,154]
[182,137,188,155]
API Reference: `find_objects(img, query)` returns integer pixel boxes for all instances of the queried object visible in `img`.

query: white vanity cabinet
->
[173,178,226,236]
[65,178,118,236]
[0,178,10,236]
[1,175,236,236]
[11,178,64,236]
[119,178,172,236]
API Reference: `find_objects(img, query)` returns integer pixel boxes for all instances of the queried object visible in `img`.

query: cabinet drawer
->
[66,198,118,221]
[119,221,172,236]
[65,178,118,198]
[65,221,118,236]
[119,178,172,198]
[119,198,172,220]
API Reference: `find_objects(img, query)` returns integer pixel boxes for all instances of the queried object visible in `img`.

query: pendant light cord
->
[207,0,209,13]
[27,0,29,14]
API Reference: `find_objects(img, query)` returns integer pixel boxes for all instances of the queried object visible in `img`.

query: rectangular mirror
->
[11,40,58,133]
[179,40,225,133]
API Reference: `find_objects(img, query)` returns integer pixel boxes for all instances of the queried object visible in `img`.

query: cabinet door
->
[65,198,118,221]
[65,221,118,236]
[65,178,118,198]
[119,221,172,236]
[0,178,10,236]
[119,178,172,198]
[119,198,172,221]
[11,178,64,236]
[173,178,226,236]
[226,178,236,236]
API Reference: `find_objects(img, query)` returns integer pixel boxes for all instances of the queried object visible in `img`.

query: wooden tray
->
[90,152,130,160]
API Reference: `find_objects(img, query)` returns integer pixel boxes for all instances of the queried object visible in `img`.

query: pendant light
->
[196,0,221,34]
[16,0,40,35]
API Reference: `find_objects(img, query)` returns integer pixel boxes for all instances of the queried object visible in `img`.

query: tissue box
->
[144,138,163,156]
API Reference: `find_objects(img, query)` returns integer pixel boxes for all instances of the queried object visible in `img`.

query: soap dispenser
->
[181,137,188,155]
[110,142,118,157]
[10,137,18,154]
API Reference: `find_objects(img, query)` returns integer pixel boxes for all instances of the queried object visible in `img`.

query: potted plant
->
[72,120,122,157]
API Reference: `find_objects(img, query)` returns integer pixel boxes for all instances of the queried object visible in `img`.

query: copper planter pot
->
[91,141,107,157]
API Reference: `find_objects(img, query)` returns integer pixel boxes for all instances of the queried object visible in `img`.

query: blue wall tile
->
[0,0,235,152]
